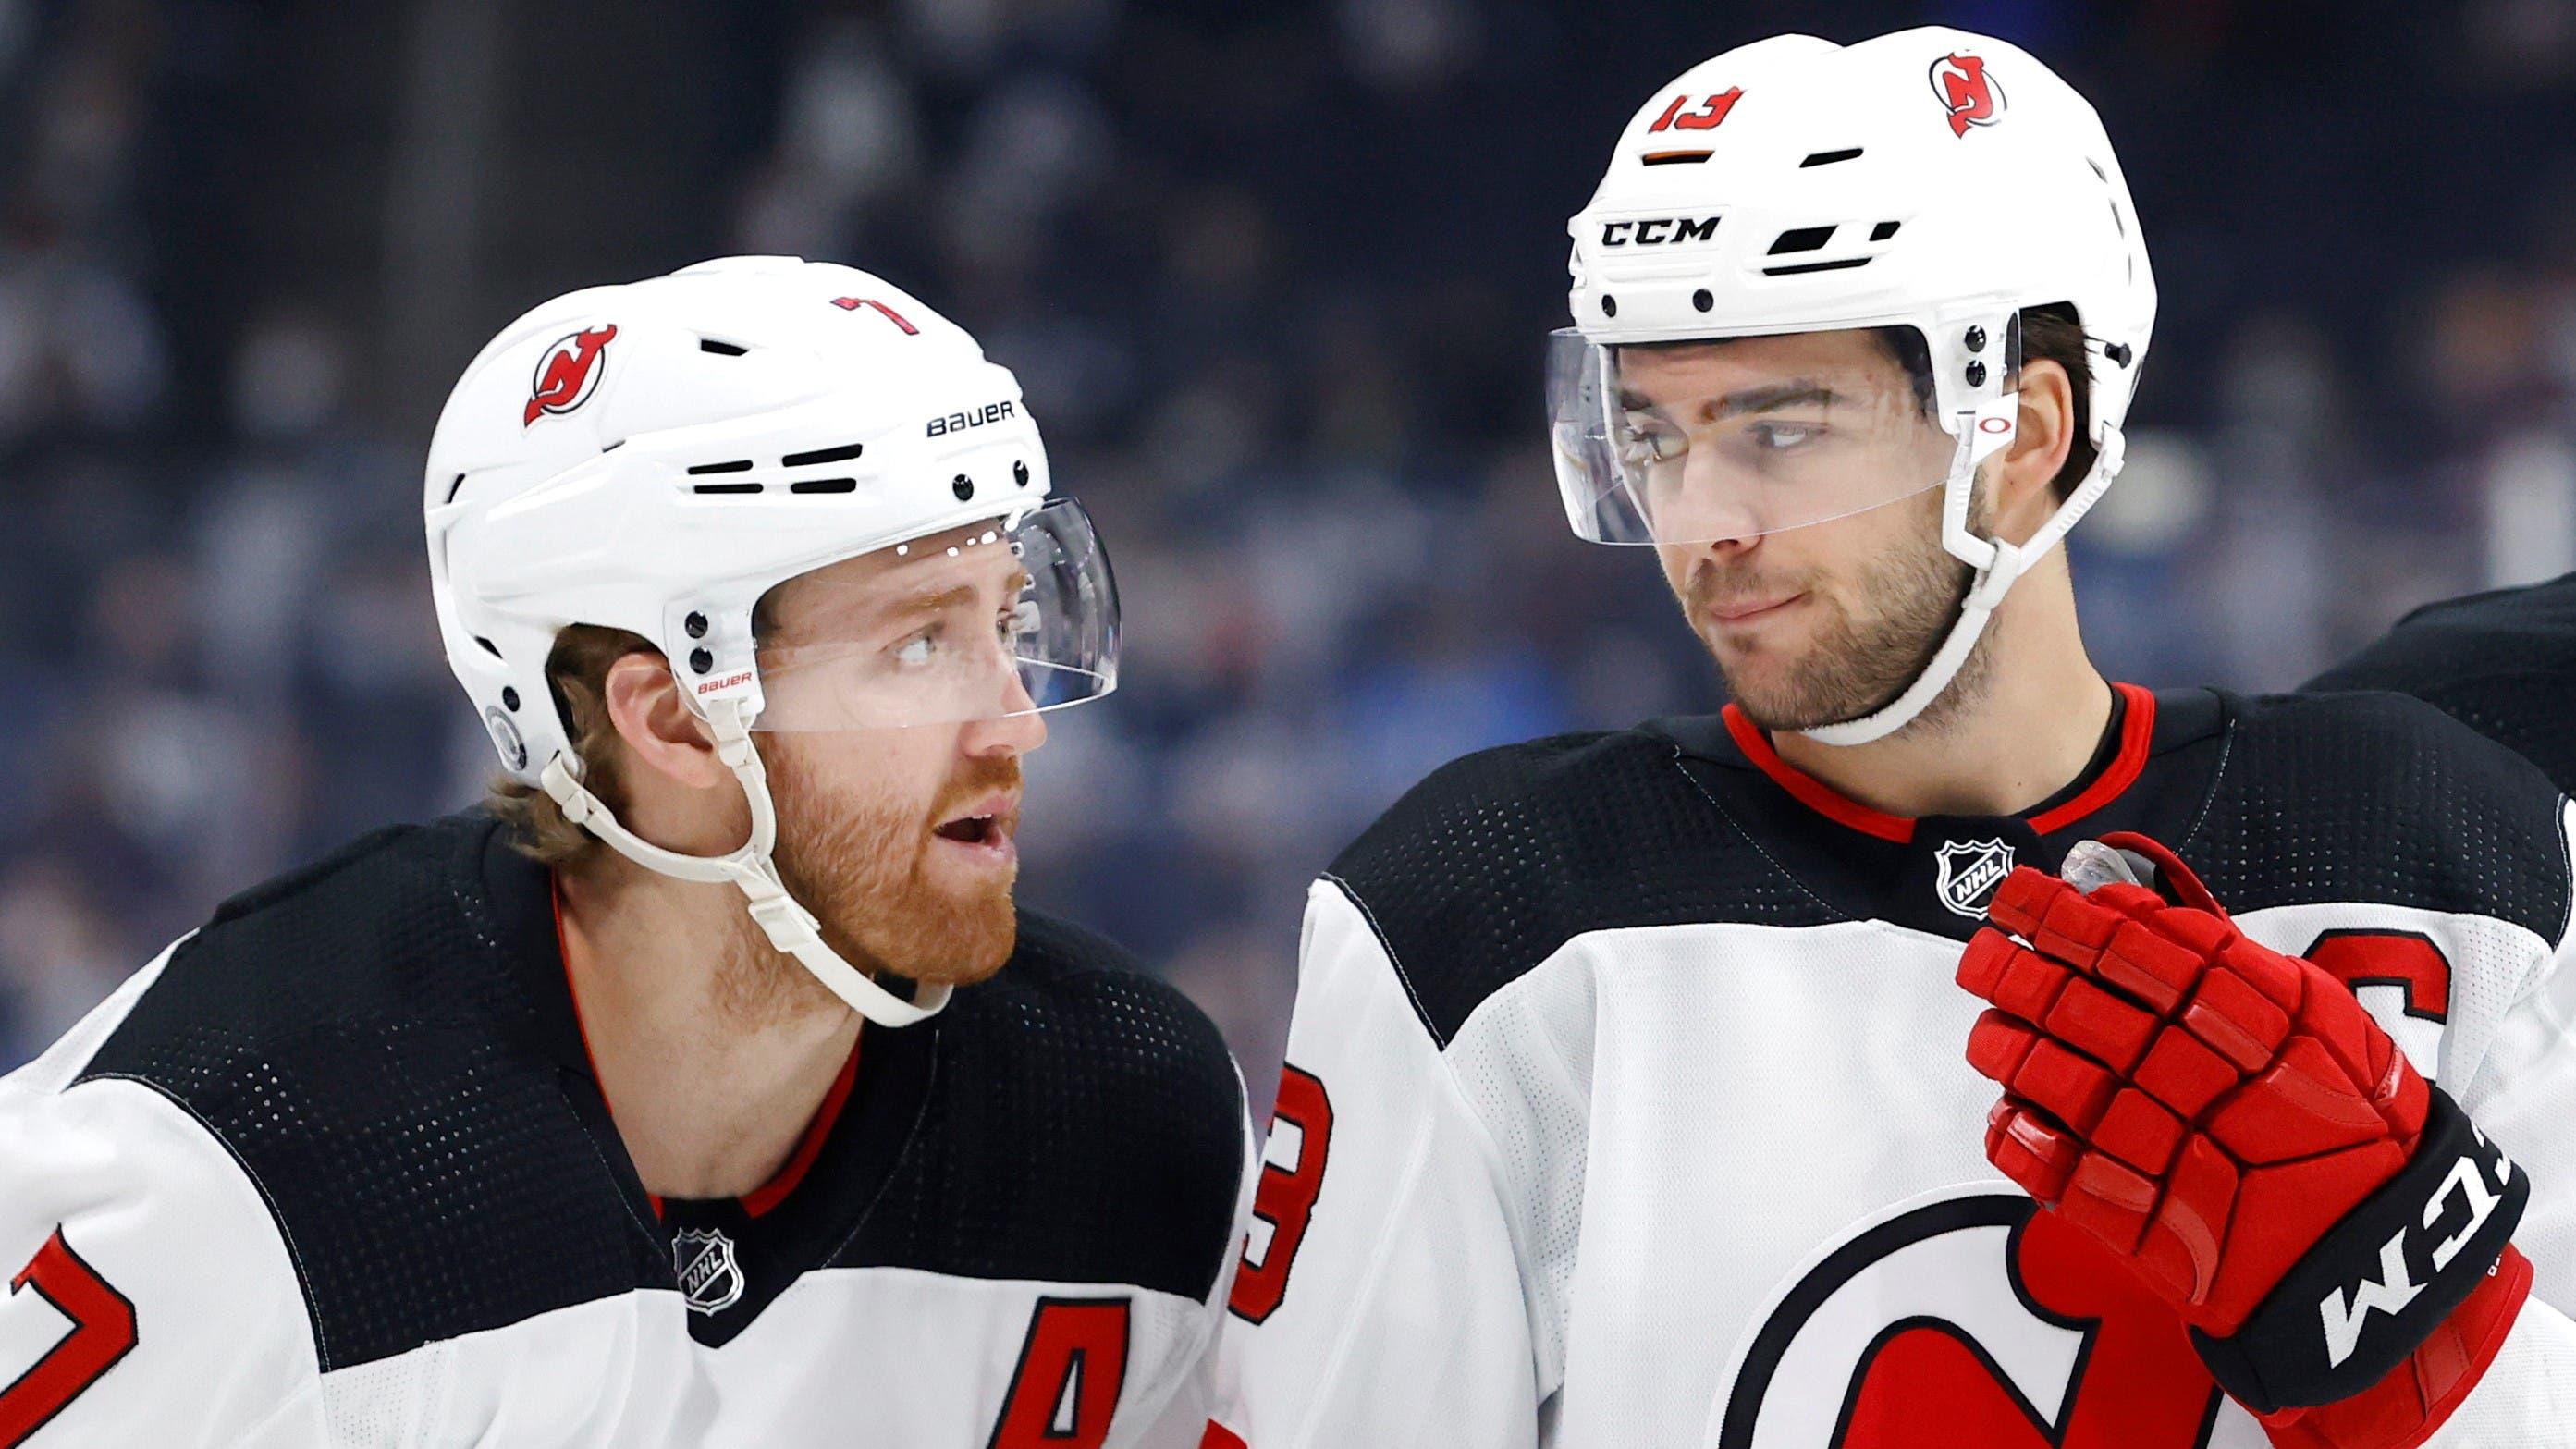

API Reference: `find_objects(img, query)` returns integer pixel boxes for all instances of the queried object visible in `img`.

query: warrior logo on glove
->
[1958,831,2533,1437]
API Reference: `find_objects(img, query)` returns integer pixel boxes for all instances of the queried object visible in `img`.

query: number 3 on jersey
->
[2,1228,136,1447]
[1228,1065,1332,1324]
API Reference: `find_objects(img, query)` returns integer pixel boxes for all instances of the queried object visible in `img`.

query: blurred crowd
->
[4,0,2576,1097]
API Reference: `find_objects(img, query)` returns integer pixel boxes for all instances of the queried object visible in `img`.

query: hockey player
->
[0,258,1249,1446]
[2304,572,2576,794]
[1209,31,2576,1449]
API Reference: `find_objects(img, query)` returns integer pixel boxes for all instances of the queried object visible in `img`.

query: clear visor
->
[749,497,1118,731]
[1545,325,1983,546]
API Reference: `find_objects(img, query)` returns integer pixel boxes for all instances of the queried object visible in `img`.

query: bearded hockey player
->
[1208,31,2576,1449]
[0,258,1249,1446]
[2304,573,2576,795]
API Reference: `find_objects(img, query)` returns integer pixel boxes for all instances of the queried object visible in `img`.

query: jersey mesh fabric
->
[79,818,663,1370]
[1330,730,1838,1047]
[1442,937,1600,1396]
[844,915,1245,1302]
[2183,694,2570,940]
[322,1343,451,1444]
[2304,572,2576,796]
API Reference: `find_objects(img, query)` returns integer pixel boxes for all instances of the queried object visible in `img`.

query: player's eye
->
[1619,417,1685,466]
[891,628,940,669]
[1747,420,1822,452]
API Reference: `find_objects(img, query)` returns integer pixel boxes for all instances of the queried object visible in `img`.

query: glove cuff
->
[2190,1090,2526,1414]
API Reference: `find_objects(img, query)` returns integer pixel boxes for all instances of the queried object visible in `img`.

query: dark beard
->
[744,743,1023,1017]
[1695,495,1994,736]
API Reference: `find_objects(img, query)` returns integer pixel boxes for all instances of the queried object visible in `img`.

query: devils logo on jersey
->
[1715,1189,2226,1449]
[523,324,619,425]
[1929,53,2004,137]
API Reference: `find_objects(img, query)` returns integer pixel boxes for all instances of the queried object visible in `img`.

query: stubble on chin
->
[1690,511,1993,738]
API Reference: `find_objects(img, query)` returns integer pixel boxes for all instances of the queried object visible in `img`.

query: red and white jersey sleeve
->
[2410,798,2576,1444]
[1207,881,1554,1447]
[0,942,327,1445]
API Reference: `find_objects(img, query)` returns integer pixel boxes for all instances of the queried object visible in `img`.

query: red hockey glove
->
[1958,832,2531,1447]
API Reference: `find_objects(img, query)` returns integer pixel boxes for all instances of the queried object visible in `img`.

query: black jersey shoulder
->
[77,812,659,1372]
[842,909,1246,1303]
[2303,573,2576,796]
[1324,727,1835,1048]
[2178,689,2570,942]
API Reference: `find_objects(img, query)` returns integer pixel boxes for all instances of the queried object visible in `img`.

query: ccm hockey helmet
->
[1552,29,2155,743]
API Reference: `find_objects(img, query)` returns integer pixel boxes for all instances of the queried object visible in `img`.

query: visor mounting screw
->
[1964,325,1986,353]
[684,611,709,639]
[689,647,714,675]
[501,686,521,712]
[1601,295,1618,318]
[1691,289,1713,313]
[1013,460,1030,487]
[952,473,975,501]
[1965,360,1988,387]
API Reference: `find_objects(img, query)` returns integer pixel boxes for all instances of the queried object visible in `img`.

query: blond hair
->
[485,624,660,867]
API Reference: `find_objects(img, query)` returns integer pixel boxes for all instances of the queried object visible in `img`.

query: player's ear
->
[1991,358,2077,546]
[601,652,730,792]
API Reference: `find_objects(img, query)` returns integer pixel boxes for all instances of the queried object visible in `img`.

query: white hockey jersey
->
[1211,685,2576,1447]
[0,812,1252,1447]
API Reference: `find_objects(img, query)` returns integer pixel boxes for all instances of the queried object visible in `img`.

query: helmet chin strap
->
[538,695,951,1028]
[1797,411,2127,749]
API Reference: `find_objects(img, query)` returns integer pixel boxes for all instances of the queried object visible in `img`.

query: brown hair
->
[485,624,660,867]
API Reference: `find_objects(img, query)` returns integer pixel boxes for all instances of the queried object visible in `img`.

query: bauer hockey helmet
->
[1552,28,2155,743]
[424,255,1117,1026]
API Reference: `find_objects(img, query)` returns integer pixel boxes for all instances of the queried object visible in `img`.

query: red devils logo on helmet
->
[1929,52,2004,137]
[523,324,619,426]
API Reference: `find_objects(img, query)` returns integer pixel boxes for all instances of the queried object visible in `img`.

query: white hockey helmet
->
[425,255,1118,1026]
[1552,28,2155,743]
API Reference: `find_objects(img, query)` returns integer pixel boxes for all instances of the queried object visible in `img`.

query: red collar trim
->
[740,1039,861,1219]
[2028,683,2158,835]
[550,873,862,1222]
[1721,706,1916,842]
[1718,682,2159,844]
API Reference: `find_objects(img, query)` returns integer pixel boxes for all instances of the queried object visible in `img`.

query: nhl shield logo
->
[673,1228,744,1315]
[1934,839,2016,920]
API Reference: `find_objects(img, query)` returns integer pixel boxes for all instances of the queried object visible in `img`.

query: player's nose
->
[960,672,1048,759]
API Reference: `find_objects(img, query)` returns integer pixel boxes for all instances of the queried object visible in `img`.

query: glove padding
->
[1959,831,2527,1431]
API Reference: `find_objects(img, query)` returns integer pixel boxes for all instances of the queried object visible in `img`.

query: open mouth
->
[934,815,1002,846]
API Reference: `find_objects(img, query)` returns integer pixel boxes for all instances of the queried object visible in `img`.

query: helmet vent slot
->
[686,459,754,475]
[698,338,749,356]
[788,478,857,495]
[692,482,763,495]
[1869,220,1902,240]
[1641,150,1712,166]
[1767,226,1836,255]
[781,442,866,467]
[444,473,468,505]
[1762,257,1872,277]
[1799,148,1864,167]
[472,635,503,659]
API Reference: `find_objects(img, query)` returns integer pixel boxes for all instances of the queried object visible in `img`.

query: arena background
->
[4,0,2573,1105]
